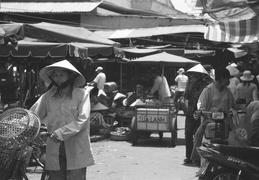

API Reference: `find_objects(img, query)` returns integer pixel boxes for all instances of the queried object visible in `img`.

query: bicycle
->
[0,108,41,180]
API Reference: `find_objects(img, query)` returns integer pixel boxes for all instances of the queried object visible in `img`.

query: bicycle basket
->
[0,108,41,149]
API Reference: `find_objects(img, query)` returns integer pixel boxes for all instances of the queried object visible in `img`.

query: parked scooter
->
[196,142,259,180]
[196,100,259,180]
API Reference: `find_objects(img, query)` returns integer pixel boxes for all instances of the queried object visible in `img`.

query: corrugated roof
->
[0,1,102,13]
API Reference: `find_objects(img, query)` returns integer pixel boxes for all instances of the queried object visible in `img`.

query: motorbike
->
[196,100,259,180]
[193,98,247,145]
[196,142,259,180]
[194,110,234,145]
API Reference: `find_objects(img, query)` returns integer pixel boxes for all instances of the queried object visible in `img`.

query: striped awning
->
[204,16,259,43]
[200,0,259,21]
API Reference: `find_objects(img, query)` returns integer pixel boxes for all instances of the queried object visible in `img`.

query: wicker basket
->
[110,127,131,141]
[0,108,41,150]
[110,132,131,141]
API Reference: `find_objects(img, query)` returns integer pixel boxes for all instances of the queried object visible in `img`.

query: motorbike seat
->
[215,144,259,166]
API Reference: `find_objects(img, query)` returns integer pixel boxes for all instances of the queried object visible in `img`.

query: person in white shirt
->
[150,68,171,104]
[92,66,106,96]
[174,68,188,110]
[226,65,240,100]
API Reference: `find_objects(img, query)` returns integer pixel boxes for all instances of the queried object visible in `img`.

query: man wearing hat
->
[190,67,235,165]
[174,68,188,111]
[30,60,94,180]
[236,70,258,105]
[90,66,106,96]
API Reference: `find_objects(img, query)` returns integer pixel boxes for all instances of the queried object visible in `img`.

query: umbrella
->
[130,51,199,86]
[131,51,199,67]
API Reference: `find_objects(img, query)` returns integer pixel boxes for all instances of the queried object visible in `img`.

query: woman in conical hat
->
[183,64,213,164]
[30,60,94,180]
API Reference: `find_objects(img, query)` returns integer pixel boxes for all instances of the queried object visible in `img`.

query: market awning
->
[204,16,259,43]
[25,22,118,45]
[121,47,215,59]
[71,42,123,58]
[91,57,130,64]
[0,23,24,37]
[94,25,206,39]
[0,0,102,13]
[184,49,216,58]
[130,51,199,67]
[0,40,88,58]
[122,48,161,59]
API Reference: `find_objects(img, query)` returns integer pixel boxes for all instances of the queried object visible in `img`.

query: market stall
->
[0,22,123,108]
[0,38,89,107]
[127,51,199,146]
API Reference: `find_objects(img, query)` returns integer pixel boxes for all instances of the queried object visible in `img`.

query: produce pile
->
[110,127,131,141]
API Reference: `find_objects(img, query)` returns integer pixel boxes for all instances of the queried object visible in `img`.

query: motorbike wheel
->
[208,168,245,180]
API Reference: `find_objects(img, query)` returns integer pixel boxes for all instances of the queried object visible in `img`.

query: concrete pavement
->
[26,111,199,180]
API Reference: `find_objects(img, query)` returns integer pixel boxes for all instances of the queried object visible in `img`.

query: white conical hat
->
[130,99,145,107]
[92,102,108,111]
[39,60,86,87]
[98,89,107,97]
[85,86,94,93]
[114,93,126,101]
[187,64,208,75]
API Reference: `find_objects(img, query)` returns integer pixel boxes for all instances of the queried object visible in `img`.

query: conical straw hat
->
[92,102,108,111]
[130,99,145,107]
[39,60,85,87]
[187,64,208,75]
[114,93,126,101]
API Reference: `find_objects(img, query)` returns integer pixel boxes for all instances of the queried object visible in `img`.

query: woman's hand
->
[49,132,61,143]
[193,110,201,120]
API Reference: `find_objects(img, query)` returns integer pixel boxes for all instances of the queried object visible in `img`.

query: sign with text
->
[136,108,170,131]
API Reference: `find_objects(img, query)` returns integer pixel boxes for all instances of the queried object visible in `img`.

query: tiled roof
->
[0,1,102,13]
